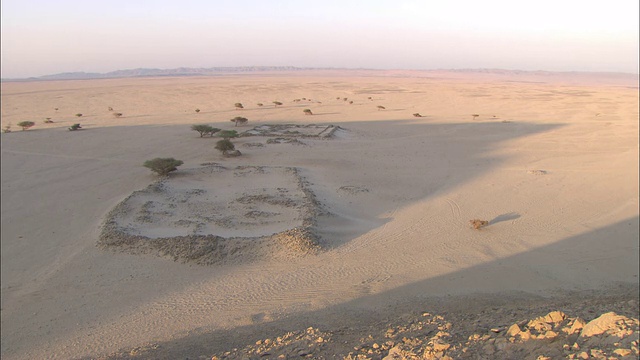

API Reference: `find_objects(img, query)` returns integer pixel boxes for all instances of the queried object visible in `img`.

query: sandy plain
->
[0,70,638,359]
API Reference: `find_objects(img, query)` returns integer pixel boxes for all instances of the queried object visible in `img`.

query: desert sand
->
[1,70,638,359]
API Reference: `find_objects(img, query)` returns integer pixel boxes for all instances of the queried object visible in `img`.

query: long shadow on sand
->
[93,216,639,359]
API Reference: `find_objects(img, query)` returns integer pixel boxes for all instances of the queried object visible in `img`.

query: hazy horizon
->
[2,0,638,78]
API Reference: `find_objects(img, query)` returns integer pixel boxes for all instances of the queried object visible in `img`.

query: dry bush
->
[377,105,386,110]
[413,113,423,117]
[469,219,489,230]
[303,109,313,115]
[113,112,123,118]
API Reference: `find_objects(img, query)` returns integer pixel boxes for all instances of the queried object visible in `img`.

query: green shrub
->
[143,158,184,176]
[17,121,35,130]
[69,123,82,131]
[215,139,235,154]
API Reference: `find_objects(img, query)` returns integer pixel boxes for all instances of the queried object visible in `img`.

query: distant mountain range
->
[3,66,335,81]
[3,66,637,82]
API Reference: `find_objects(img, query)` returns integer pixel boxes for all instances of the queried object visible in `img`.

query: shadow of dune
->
[95,216,639,359]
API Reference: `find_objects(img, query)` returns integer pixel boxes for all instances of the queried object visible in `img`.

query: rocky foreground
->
[102,287,638,360]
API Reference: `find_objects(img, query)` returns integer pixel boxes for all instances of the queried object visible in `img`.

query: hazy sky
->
[1,0,638,78]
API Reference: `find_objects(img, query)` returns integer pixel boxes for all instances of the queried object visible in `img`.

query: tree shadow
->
[489,212,521,225]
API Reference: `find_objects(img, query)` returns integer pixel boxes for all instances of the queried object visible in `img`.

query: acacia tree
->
[234,103,244,110]
[191,124,220,137]
[143,158,183,176]
[215,139,235,155]
[17,121,35,130]
[230,117,248,127]
[217,130,239,140]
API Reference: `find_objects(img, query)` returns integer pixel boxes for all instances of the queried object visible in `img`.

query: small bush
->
[191,124,220,137]
[469,219,489,230]
[44,118,54,123]
[17,121,35,130]
[303,109,313,115]
[215,139,235,155]
[377,105,386,110]
[413,113,422,117]
[143,158,184,176]
[113,112,123,118]
[69,123,82,131]
[234,103,244,110]
[272,101,283,107]
[230,117,248,127]
[75,113,83,117]
[195,108,200,113]
[108,106,114,111]
[257,103,263,107]
[3,123,12,133]
[472,114,480,120]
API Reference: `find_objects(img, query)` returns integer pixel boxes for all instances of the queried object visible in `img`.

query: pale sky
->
[1,0,638,78]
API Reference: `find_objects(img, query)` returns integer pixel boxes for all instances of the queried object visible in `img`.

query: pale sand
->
[0,70,638,359]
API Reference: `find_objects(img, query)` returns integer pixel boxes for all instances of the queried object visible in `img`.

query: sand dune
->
[1,70,638,359]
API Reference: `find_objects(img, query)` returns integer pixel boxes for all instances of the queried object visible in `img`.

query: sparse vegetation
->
[54,108,59,111]
[75,113,83,117]
[469,219,489,230]
[303,109,313,115]
[217,130,239,140]
[113,112,123,118]
[108,107,114,111]
[377,106,386,111]
[17,121,35,131]
[273,101,283,107]
[191,124,220,137]
[143,158,184,176]
[215,139,235,155]
[44,117,54,123]
[349,101,353,104]
[69,123,82,131]
[230,117,249,127]
[234,103,244,110]
[413,113,423,117]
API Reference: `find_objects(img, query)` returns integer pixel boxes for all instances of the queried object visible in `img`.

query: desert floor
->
[1,70,638,359]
